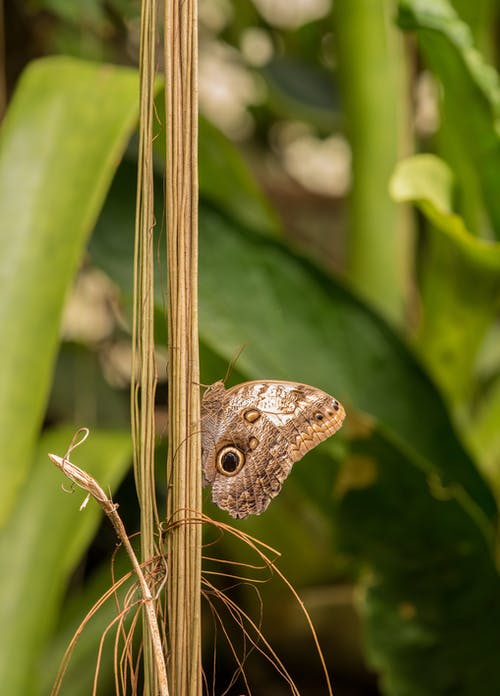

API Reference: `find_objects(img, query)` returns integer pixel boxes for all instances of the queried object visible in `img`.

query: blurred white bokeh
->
[277,122,351,196]
[61,268,117,342]
[199,0,233,32]
[199,40,265,138]
[240,27,274,67]
[251,0,331,29]
[414,71,440,137]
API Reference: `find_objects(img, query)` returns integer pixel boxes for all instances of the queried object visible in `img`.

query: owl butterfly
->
[201,380,345,519]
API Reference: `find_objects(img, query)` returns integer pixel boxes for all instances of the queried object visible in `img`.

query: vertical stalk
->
[164,2,202,695]
[334,0,413,324]
[132,0,159,694]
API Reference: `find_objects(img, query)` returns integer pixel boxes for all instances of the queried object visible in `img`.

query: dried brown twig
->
[48,428,169,696]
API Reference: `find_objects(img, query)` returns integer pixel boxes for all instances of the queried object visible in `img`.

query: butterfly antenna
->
[223,344,247,385]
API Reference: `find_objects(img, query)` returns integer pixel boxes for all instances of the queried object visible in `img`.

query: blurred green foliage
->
[2,1,500,695]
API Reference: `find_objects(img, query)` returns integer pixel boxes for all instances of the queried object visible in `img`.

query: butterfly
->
[201,380,345,518]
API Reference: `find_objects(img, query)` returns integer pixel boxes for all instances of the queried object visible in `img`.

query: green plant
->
[2,1,500,694]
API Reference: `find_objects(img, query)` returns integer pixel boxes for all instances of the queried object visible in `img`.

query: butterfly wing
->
[201,381,345,519]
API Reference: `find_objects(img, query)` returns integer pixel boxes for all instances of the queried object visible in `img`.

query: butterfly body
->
[201,380,345,519]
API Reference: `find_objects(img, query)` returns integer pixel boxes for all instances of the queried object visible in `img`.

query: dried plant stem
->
[48,431,169,696]
[164,1,202,694]
[132,0,159,692]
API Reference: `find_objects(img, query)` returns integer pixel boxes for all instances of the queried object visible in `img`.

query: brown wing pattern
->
[201,380,345,519]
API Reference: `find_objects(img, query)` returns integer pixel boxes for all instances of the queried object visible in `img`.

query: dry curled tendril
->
[48,428,117,513]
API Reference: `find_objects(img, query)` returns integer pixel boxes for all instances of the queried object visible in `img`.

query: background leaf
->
[0,57,139,527]
[398,0,500,235]
[90,162,496,521]
[390,154,500,403]
[337,425,500,696]
[0,426,131,695]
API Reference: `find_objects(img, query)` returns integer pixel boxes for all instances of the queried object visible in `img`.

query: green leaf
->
[390,154,500,402]
[337,425,500,696]
[199,116,281,237]
[90,162,497,522]
[48,342,130,428]
[0,57,140,528]
[198,210,494,517]
[397,0,500,235]
[263,57,338,128]
[0,426,131,696]
[467,373,500,495]
[451,0,498,61]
